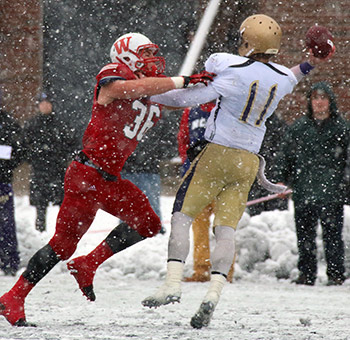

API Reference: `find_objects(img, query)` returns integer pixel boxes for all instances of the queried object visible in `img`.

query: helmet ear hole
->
[123,57,131,62]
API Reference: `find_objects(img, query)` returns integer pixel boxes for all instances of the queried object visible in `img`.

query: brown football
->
[305,25,334,58]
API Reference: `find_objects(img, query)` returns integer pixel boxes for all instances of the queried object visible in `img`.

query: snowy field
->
[1,195,350,339]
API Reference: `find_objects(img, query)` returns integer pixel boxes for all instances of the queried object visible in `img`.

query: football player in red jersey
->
[0,32,215,327]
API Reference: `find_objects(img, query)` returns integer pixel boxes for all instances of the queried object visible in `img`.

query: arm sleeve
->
[177,108,190,163]
[290,65,305,83]
[150,83,219,107]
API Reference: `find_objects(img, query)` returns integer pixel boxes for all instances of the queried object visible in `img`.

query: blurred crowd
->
[0,92,74,275]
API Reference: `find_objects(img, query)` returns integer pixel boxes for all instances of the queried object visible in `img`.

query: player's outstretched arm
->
[97,71,215,105]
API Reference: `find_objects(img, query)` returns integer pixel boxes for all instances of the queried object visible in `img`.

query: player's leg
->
[191,226,235,329]
[68,178,162,301]
[191,146,258,328]
[0,195,98,326]
[0,163,100,326]
[142,145,224,308]
[142,211,193,307]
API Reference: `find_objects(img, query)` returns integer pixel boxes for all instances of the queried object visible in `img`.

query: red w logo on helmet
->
[114,36,132,54]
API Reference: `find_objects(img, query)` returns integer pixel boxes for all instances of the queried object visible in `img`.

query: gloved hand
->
[183,71,216,88]
[171,71,216,89]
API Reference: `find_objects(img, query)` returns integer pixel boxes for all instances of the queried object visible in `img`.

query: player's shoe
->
[67,256,96,302]
[0,293,35,327]
[142,283,181,308]
[190,301,216,329]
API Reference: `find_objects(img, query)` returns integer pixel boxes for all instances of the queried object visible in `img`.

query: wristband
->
[170,77,185,89]
[299,62,315,75]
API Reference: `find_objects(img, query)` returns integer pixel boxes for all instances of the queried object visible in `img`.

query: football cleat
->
[67,256,96,301]
[142,283,181,308]
[190,301,216,329]
[0,293,36,327]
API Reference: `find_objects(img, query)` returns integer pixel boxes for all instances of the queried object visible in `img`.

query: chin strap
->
[256,155,288,194]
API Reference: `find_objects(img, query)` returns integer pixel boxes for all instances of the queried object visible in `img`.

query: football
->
[305,25,334,58]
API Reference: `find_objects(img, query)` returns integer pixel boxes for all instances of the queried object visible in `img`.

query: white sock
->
[211,226,235,275]
[203,273,226,306]
[168,212,193,262]
[165,261,184,287]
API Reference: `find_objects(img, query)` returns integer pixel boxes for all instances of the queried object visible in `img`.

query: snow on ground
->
[1,195,350,339]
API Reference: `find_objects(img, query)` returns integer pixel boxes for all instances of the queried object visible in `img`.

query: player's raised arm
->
[291,25,335,81]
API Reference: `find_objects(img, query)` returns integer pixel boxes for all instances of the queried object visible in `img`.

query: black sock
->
[105,223,146,254]
[22,244,61,285]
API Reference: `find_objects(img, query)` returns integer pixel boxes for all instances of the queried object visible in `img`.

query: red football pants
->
[49,161,161,260]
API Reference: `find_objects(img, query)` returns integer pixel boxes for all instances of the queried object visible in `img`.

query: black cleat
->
[82,285,96,302]
[142,294,180,308]
[14,318,37,327]
[190,301,215,329]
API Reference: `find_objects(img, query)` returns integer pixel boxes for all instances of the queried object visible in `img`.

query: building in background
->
[1,0,349,194]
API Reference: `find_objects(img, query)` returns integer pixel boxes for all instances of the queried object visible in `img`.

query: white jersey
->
[151,52,298,153]
[204,53,297,153]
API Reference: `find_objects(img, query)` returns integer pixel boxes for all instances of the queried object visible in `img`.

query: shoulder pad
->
[269,62,294,78]
[96,63,135,82]
[205,53,248,73]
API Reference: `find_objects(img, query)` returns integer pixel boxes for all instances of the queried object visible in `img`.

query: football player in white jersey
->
[142,14,335,329]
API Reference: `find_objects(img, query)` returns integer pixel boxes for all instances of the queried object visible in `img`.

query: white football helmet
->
[110,33,165,76]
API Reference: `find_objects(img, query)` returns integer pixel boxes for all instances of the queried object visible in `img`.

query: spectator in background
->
[0,95,24,276]
[178,102,235,283]
[24,93,70,232]
[248,113,289,216]
[121,112,178,234]
[275,82,349,286]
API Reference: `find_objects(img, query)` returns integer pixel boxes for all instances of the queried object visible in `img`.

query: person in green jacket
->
[276,81,350,286]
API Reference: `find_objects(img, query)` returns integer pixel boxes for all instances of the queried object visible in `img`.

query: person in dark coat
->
[24,93,70,232]
[248,113,289,216]
[0,104,25,275]
[275,82,350,286]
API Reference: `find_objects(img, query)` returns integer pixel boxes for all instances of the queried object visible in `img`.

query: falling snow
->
[1,195,350,339]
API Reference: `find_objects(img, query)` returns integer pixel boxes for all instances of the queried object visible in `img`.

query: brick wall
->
[0,1,42,194]
[260,0,350,123]
[1,1,349,123]
[0,0,42,123]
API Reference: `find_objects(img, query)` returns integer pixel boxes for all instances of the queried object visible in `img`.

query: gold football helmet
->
[238,14,282,57]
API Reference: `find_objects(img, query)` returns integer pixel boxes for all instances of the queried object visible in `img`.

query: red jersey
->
[82,63,162,175]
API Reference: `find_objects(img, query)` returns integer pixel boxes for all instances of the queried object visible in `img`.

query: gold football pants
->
[174,143,259,229]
